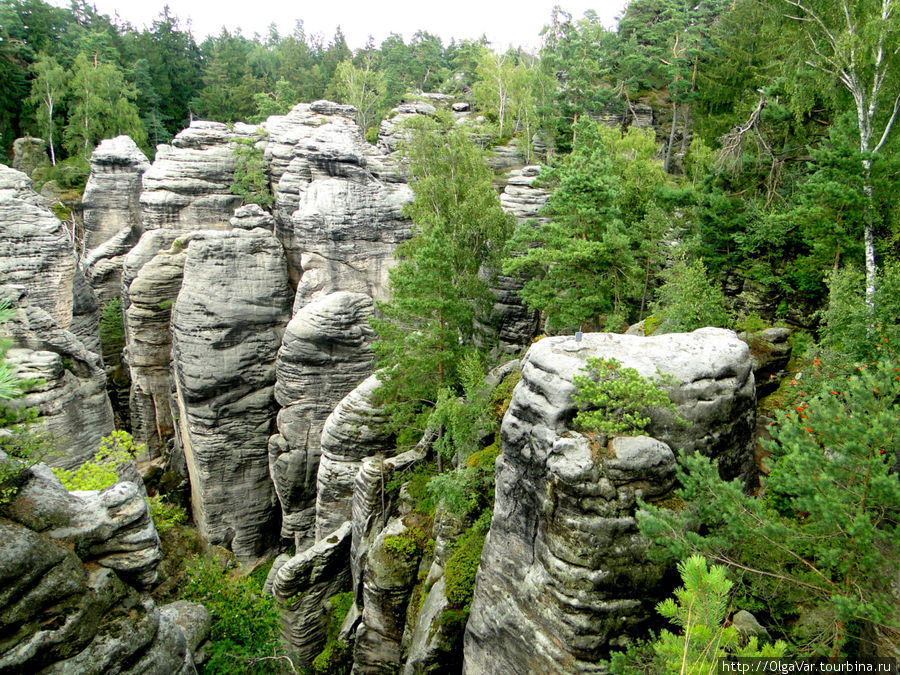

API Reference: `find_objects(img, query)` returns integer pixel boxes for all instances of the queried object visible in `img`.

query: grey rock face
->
[0,192,75,329]
[376,103,436,155]
[81,136,150,305]
[479,165,549,355]
[0,460,199,674]
[12,136,46,177]
[141,121,261,231]
[353,517,424,673]
[0,164,49,208]
[171,228,292,560]
[230,203,274,231]
[2,301,115,470]
[82,135,150,252]
[70,268,103,357]
[463,329,755,673]
[740,327,792,398]
[123,231,188,458]
[7,463,162,587]
[315,373,393,541]
[403,577,457,675]
[486,139,527,172]
[269,291,375,548]
[271,521,352,664]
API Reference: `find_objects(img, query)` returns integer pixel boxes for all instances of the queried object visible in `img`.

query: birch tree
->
[781,0,900,306]
[28,54,68,165]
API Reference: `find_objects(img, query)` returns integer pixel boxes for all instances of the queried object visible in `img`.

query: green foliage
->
[181,554,284,674]
[371,114,513,439]
[147,495,188,534]
[311,591,353,675]
[818,262,900,362]
[231,136,273,207]
[651,258,733,334]
[332,57,385,135]
[572,357,683,437]
[98,298,125,363]
[638,358,900,656]
[650,556,787,673]
[0,406,52,505]
[251,79,298,123]
[383,533,420,560]
[504,120,674,330]
[441,511,491,632]
[53,430,143,491]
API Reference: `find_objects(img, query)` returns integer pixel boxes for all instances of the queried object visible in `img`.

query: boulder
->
[171,228,292,560]
[463,329,755,672]
[11,136,46,177]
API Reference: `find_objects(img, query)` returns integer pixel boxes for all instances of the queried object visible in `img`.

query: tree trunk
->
[664,103,678,173]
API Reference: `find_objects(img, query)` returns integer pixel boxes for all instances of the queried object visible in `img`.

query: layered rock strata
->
[315,372,393,541]
[0,182,75,329]
[0,457,206,673]
[2,297,114,470]
[268,291,375,549]
[270,521,353,664]
[140,121,261,231]
[171,228,292,560]
[464,329,755,672]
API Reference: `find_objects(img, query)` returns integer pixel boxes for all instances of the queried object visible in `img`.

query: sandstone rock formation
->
[70,268,103,357]
[0,183,75,329]
[315,373,393,541]
[0,456,207,673]
[171,228,292,560]
[11,136,46,177]
[141,121,260,231]
[268,291,375,548]
[2,296,115,470]
[122,231,189,459]
[270,521,352,664]
[81,135,150,305]
[464,329,755,672]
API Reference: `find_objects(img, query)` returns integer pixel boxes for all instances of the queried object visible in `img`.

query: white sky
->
[54,0,627,51]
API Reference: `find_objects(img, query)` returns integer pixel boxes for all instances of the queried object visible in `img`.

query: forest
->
[0,0,898,672]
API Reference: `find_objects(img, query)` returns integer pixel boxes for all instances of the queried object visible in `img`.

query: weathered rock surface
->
[171,228,292,560]
[270,521,352,664]
[1,296,115,470]
[0,457,204,674]
[70,268,103,357]
[315,373,393,541]
[403,577,457,675]
[82,136,150,252]
[123,231,188,459]
[479,165,549,354]
[486,139,527,172]
[0,164,49,207]
[12,136,46,177]
[353,517,424,673]
[0,189,75,329]
[269,291,375,548]
[80,136,150,305]
[376,103,436,155]
[740,327,792,398]
[230,203,274,231]
[464,329,755,672]
[141,121,260,231]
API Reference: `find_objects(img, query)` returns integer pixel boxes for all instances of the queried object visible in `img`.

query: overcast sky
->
[54,0,627,51]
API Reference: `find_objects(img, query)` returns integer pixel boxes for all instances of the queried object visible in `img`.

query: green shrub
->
[147,495,188,534]
[311,591,354,674]
[652,258,732,333]
[735,311,768,333]
[53,430,142,491]
[443,518,488,609]
[383,533,419,560]
[99,298,125,364]
[181,554,284,674]
[232,137,273,208]
[572,357,683,437]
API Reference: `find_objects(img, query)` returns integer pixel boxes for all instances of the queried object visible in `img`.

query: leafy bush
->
[53,430,142,491]
[572,357,683,437]
[147,495,188,534]
[443,512,490,610]
[311,591,353,675]
[181,554,284,674]
[232,136,273,207]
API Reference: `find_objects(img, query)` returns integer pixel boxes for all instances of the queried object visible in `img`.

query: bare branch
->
[872,93,900,154]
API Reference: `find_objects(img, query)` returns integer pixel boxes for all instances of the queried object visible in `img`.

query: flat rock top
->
[90,135,150,168]
[527,328,751,386]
